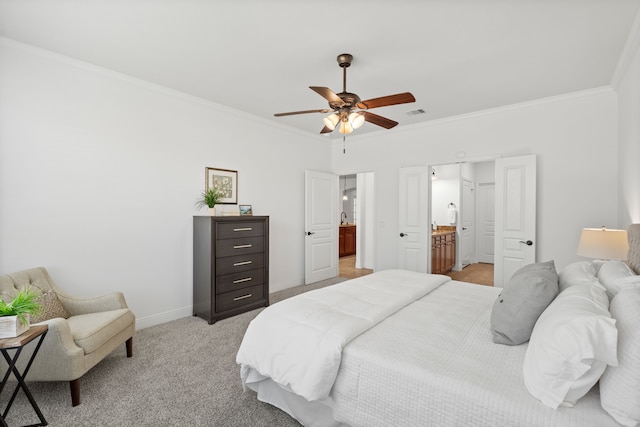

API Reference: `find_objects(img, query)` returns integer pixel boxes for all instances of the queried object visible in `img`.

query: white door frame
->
[353,172,376,270]
[460,178,475,267]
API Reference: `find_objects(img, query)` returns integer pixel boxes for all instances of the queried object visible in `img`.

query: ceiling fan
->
[274,53,416,134]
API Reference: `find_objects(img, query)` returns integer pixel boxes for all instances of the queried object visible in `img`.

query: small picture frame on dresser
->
[239,205,253,216]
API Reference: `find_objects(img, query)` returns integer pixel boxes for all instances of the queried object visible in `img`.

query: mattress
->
[240,273,619,426]
[329,280,618,427]
[237,270,450,401]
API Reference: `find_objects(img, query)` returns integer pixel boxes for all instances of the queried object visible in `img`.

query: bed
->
[236,224,640,427]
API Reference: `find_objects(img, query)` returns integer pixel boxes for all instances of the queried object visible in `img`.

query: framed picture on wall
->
[205,167,238,204]
[239,205,253,216]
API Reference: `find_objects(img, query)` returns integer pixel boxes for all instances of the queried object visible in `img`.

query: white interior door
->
[398,166,428,272]
[305,170,338,284]
[494,155,536,287]
[460,179,475,267]
[477,182,495,263]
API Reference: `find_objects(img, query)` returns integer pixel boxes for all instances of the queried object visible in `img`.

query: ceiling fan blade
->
[356,92,416,110]
[363,112,398,129]
[320,125,333,134]
[274,109,331,117]
[309,86,345,106]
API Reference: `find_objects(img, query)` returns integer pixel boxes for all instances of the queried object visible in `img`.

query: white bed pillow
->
[558,261,600,292]
[600,287,640,427]
[523,283,618,409]
[598,260,640,298]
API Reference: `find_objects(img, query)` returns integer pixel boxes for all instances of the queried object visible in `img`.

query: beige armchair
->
[0,267,135,406]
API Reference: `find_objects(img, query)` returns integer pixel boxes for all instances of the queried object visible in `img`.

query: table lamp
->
[577,226,629,260]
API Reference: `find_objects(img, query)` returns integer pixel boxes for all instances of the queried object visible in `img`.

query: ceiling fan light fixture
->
[349,112,365,129]
[273,53,416,135]
[323,113,339,131]
[339,121,353,134]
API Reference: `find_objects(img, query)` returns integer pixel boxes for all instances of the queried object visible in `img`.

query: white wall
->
[0,39,331,328]
[332,88,619,272]
[615,14,640,227]
[431,163,460,227]
[1,31,633,329]
[475,161,495,184]
[339,175,357,223]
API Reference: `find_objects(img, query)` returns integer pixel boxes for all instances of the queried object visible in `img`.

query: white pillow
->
[558,261,599,292]
[600,287,640,427]
[598,260,640,298]
[523,283,618,409]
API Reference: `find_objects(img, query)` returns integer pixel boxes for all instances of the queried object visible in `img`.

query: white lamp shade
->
[577,228,629,260]
[349,112,365,129]
[339,121,353,134]
[323,113,339,130]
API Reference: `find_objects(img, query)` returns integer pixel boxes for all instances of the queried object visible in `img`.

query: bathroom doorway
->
[430,161,495,285]
[339,172,374,279]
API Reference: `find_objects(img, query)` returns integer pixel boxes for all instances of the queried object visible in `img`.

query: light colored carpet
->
[3,276,345,427]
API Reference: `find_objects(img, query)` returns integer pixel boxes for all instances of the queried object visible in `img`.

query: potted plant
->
[0,288,41,338]
[196,187,223,216]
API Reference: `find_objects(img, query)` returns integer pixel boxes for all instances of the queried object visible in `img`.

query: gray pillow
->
[490,260,559,345]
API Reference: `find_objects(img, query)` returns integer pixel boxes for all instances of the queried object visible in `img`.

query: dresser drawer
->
[216,284,264,312]
[216,236,264,257]
[216,268,264,294]
[216,222,265,239]
[216,252,265,276]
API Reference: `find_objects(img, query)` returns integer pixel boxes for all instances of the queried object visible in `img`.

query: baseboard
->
[134,280,307,330]
[135,306,193,330]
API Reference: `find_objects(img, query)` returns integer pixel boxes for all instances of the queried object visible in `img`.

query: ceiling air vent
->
[406,108,426,116]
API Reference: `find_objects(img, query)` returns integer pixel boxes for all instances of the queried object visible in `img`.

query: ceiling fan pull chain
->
[343,135,346,154]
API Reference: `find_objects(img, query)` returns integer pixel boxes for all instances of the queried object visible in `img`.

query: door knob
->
[400,233,408,237]
[306,231,315,236]
[519,240,533,246]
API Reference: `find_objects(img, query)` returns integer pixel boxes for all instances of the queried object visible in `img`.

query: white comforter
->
[236,269,450,401]
[331,280,619,427]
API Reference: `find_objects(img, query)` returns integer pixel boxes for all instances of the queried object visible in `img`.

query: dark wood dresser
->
[193,216,269,324]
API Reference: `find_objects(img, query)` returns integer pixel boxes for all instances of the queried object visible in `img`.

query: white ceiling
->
[1,0,639,139]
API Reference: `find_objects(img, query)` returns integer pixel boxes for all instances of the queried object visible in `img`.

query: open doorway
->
[430,161,495,286]
[339,172,374,279]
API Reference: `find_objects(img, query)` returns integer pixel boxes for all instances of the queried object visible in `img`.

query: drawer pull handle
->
[233,261,252,266]
[234,294,252,301]
[234,244,252,249]
[234,227,253,232]
[233,277,252,284]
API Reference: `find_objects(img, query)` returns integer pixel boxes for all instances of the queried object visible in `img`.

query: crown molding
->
[612,9,640,89]
[0,36,326,142]
[388,87,614,135]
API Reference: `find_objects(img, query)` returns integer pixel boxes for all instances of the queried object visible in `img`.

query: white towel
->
[448,207,457,224]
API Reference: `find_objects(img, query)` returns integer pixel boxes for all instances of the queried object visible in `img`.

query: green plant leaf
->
[0,287,41,318]
[195,187,223,209]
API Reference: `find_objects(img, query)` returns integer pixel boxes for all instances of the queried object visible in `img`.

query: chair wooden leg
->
[126,337,133,358]
[70,379,80,407]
